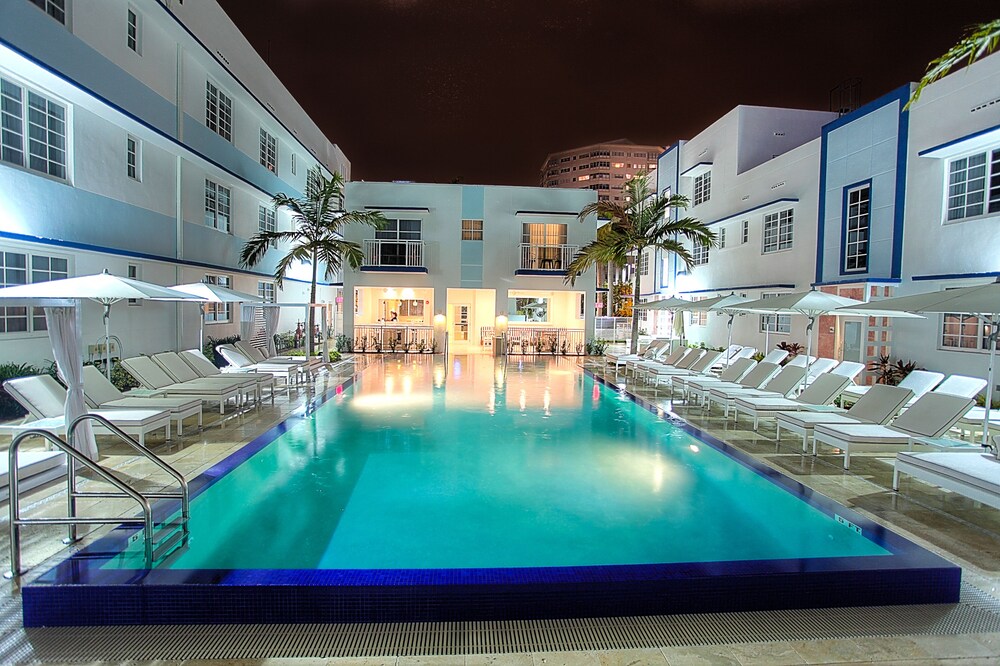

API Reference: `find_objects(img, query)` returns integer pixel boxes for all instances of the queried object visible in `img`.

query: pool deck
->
[0,353,998,663]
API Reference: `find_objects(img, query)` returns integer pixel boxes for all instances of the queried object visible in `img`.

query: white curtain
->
[45,306,98,460]
[240,304,255,343]
[263,306,280,357]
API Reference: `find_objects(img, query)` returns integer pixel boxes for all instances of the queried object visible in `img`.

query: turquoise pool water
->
[109,355,889,570]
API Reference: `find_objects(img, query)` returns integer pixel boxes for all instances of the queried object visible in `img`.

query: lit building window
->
[843,184,870,272]
[693,171,711,206]
[762,209,793,253]
[205,81,233,142]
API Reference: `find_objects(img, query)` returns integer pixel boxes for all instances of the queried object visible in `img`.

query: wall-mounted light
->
[401,287,415,300]
[495,314,508,335]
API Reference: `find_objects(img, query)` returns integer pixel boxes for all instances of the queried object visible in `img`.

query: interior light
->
[401,288,415,299]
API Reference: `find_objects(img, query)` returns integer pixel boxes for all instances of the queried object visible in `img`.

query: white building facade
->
[0,0,348,365]
[343,182,597,355]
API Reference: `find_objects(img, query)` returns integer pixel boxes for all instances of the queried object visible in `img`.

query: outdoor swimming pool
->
[24,356,959,626]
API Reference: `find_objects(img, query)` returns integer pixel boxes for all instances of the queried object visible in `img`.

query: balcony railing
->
[353,325,435,352]
[517,244,579,272]
[362,239,425,270]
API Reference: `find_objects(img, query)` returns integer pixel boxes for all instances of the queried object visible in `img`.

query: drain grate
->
[0,583,997,662]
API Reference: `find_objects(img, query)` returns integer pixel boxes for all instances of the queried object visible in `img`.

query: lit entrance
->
[446,288,496,352]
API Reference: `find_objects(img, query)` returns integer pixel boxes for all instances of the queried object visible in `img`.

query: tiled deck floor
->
[0,354,997,664]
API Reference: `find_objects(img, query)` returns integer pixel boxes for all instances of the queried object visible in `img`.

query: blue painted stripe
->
[0,230,340,287]
[812,277,901,287]
[680,283,796,294]
[918,121,1000,157]
[912,271,1000,281]
[705,198,799,227]
[816,128,829,283]
[0,37,306,202]
[891,89,910,280]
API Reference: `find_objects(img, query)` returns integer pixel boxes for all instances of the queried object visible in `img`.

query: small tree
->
[566,172,715,354]
[240,167,386,356]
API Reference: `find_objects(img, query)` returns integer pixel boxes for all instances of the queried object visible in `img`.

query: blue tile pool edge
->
[20,360,961,626]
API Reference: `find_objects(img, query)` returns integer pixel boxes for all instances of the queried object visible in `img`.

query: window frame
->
[0,74,69,181]
[741,220,749,244]
[461,219,483,241]
[258,203,276,234]
[0,249,70,335]
[841,181,871,273]
[692,171,711,206]
[30,0,66,24]
[257,281,276,303]
[126,133,141,181]
[205,80,233,143]
[759,292,791,335]
[762,209,794,254]
[203,274,232,323]
[204,178,232,233]
[944,147,1000,223]
[259,127,277,174]
[126,6,141,54]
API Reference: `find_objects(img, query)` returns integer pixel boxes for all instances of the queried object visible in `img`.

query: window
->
[521,223,568,269]
[30,0,65,23]
[259,128,277,173]
[693,171,711,206]
[291,153,297,176]
[762,209,793,253]
[204,179,231,232]
[843,184,870,272]
[0,251,67,333]
[578,293,586,319]
[759,292,791,334]
[690,296,708,326]
[947,149,1000,221]
[126,134,140,180]
[639,252,650,276]
[203,275,231,322]
[205,81,232,142]
[374,218,421,265]
[258,204,275,234]
[741,220,749,244]
[127,8,140,53]
[0,77,67,179]
[461,219,483,241]
[691,242,709,266]
[941,313,991,351]
[258,281,275,303]
[127,264,141,305]
[719,227,726,248]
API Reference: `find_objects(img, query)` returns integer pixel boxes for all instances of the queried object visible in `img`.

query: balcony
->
[516,244,579,276]
[361,239,427,273]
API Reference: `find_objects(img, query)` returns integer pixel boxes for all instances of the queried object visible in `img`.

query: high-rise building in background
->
[539,139,664,204]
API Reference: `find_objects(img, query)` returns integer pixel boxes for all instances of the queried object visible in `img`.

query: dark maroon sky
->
[218,0,996,186]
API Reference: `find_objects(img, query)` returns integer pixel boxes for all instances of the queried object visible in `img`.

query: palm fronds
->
[907,19,1000,108]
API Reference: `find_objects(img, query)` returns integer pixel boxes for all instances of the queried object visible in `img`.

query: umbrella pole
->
[802,315,815,394]
[103,303,112,380]
[726,314,734,368]
[199,303,206,352]
[982,317,997,455]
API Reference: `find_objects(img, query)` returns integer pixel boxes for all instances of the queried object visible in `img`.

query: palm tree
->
[240,166,387,356]
[566,172,715,354]
[907,18,1000,108]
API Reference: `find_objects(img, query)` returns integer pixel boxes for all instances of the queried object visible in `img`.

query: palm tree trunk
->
[630,253,642,354]
[308,248,318,357]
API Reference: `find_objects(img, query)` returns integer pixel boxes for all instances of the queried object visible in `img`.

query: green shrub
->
[273,331,296,353]
[84,360,141,392]
[585,339,611,356]
[204,334,242,368]
[335,334,353,353]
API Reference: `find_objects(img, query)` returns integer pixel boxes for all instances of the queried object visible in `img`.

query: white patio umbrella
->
[837,278,1000,454]
[634,296,692,347]
[678,294,755,366]
[170,282,266,350]
[0,270,205,378]
[733,290,922,391]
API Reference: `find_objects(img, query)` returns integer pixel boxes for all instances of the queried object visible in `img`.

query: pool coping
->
[21,361,961,626]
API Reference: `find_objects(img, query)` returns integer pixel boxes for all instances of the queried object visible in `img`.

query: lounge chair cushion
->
[897,452,1000,496]
[813,423,910,444]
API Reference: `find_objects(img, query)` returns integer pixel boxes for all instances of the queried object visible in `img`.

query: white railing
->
[518,244,578,271]
[363,239,425,268]
[594,316,633,341]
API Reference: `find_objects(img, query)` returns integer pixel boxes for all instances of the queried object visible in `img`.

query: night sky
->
[218,0,997,186]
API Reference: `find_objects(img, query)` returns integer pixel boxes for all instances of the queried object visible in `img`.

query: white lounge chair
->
[732,363,864,430]
[707,362,808,417]
[605,338,670,368]
[3,374,172,446]
[682,351,792,405]
[673,355,762,403]
[606,340,676,373]
[774,384,914,451]
[629,347,702,377]
[82,365,202,435]
[121,356,243,415]
[179,349,277,403]
[840,370,944,406]
[0,449,65,501]
[693,361,784,410]
[893,451,1000,510]
[812,392,976,469]
[643,349,727,395]
[928,374,988,399]
[151,352,259,406]
[216,344,305,386]
[235,341,319,374]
